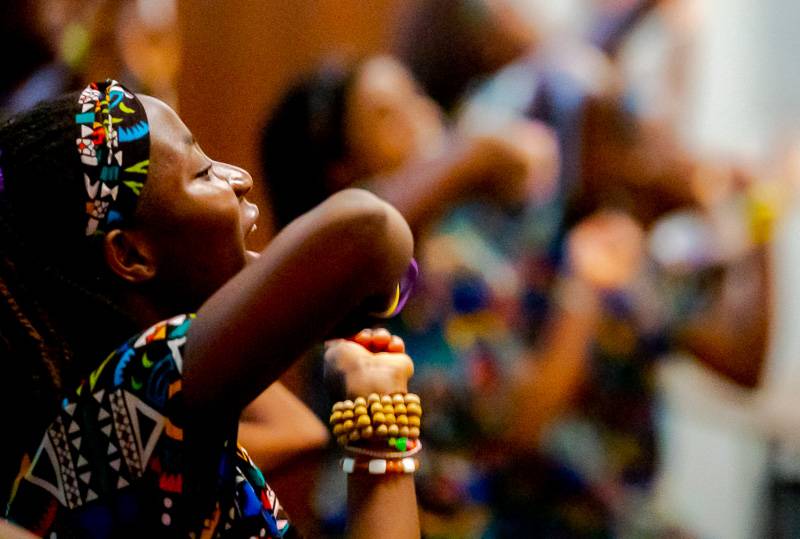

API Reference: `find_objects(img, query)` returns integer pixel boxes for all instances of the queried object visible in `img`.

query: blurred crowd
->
[5,0,800,537]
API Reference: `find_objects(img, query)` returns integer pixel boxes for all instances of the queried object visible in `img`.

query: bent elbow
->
[323,188,414,286]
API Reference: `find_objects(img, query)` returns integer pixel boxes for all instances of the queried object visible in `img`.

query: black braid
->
[0,94,139,507]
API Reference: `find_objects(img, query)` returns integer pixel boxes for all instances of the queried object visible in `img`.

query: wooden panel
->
[178,0,406,245]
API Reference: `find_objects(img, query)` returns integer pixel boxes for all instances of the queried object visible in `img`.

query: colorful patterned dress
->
[5,314,296,538]
[394,202,704,538]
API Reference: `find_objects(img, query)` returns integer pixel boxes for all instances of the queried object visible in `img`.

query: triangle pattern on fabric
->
[167,336,187,373]
[124,390,165,469]
[26,434,67,506]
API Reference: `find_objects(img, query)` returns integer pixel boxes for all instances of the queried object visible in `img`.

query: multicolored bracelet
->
[340,456,420,475]
[343,440,423,460]
[329,393,422,448]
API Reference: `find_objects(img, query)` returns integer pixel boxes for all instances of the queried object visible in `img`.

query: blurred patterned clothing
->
[392,202,704,538]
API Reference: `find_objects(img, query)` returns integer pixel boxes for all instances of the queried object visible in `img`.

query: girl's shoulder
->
[6,313,199,536]
[79,313,196,404]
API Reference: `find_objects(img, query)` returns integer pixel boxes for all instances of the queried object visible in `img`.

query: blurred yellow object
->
[444,310,506,350]
[747,180,786,245]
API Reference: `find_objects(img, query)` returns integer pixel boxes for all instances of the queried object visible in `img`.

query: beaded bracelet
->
[340,456,420,475]
[329,393,422,448]
[343,440,423,460]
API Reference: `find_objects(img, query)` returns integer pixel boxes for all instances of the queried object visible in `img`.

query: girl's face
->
[134,96,260,307]
[343,56,445,181]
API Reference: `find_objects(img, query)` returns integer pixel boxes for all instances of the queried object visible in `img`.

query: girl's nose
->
[216,162,253,197]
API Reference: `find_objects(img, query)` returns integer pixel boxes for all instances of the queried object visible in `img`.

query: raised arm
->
[365,121,558,234]
[324,329,420,539]
[183,188,413,420]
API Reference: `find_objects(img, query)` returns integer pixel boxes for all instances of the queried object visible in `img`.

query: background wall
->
[178,0,414,245]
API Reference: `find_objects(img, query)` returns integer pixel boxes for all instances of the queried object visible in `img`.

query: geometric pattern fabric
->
[6,313,296,538]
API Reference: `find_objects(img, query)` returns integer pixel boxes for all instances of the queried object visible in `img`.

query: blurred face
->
[343,56,445,180]
[134,95,259,307]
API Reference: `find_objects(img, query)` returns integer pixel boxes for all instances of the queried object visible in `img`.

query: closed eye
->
[194,163,213,180]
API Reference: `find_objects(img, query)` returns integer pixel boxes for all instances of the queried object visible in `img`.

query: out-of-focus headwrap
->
[75,79,150,236]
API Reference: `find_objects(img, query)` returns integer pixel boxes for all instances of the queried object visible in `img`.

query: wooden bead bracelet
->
[329,393,422,448]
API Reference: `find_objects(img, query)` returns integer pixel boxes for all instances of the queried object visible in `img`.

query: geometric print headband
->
[75,80,150,236]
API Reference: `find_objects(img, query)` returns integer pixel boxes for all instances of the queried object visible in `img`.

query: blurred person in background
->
[392,0,539,115]
[1,0,181,119]
[258,52,667,537]
[0,0,86,117]
[392,0,781,536]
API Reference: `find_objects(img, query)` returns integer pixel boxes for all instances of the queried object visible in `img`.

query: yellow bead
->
[399,426,410,438]
[397,414,408,426]
[337,435,349,446]
[376,424,389,437]
[381,395,393,405]
[349,430,360,442]
[354,406,368,417]
[408,415,421,427]
[342,419,354,433]
[342,400,354,410]
[404,393,420,404]
[333,424,344,436]
[361,426,374,439]
[394,403,407,415]
[354,397,367,408]
[408,427,420,439]
[367,393,380,404]
[406,403,422,416]
[388,424,400,437]
[331,410,343,422]
[370,402,383,414]
[372,412,386,425]
[333,401,345,412]
[382,404,394,415]
[342,410,354,420]
[384,413,396,425]
[392,394,404,405]
[356,415,371,428]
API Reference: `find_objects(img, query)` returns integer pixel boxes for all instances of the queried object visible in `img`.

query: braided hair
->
[0,94,139,506]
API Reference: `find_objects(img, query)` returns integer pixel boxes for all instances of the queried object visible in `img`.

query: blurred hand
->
[567,210,645,289]
[470,119,560,206]
[325,328,414,398]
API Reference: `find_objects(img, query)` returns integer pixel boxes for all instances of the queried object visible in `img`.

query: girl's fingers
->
[388,335,405,353]
[351,328,373,348]
[371,328,392,351]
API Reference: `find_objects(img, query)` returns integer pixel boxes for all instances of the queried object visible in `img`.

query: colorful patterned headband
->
[75,80,150,236]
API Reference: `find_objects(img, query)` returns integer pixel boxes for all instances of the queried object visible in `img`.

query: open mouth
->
[242,200,260,238]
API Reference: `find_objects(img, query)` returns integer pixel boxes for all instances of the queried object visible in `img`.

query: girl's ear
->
[103,229,157,283]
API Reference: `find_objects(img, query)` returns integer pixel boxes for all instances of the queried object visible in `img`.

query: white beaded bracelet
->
[340,456,420,475]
